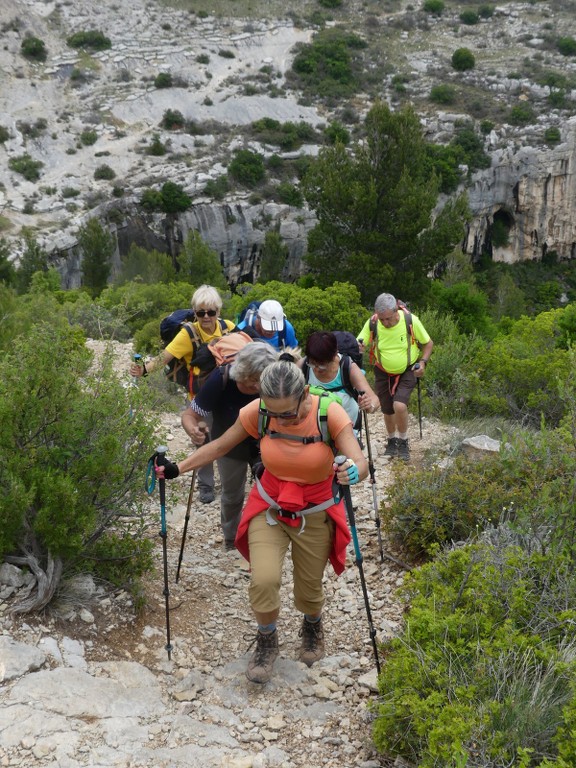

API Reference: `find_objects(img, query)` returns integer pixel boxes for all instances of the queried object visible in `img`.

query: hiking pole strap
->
[334,456,381,674]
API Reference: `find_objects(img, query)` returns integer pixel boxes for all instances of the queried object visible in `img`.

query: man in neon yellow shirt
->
[130,284,236,502]
[357,293,433,461]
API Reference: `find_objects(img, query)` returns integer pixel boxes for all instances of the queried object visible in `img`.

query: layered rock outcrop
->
[465,117,576,264]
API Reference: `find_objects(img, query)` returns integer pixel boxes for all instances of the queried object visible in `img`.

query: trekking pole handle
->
[412,362,420,371]
[156,444,168,509]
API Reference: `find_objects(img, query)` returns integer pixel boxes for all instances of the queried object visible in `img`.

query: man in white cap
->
[237,299,298,350]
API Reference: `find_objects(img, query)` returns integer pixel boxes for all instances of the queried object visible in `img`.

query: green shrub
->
[139,183,191,213]
[429,83,456,104]
[319,0,343,6]
[66,30,111,51]
[289,28,366,99]
[9,154,44,182]
[508,102,535,125]
[557,36,576,56]
[0,315,157,612]
[451,47,475,71]
[478,4,494,18]
[196,53,210,64]
[374,521,576,765]
[459,9,479,24]
[324,121,350,145]
[146,134,167,156]
[480,118,494,134]
[94,164,116,180]
[80,129,98,146]
[276,183,304,207]
[218,48,235,58]
[228,149,266,187]
[154,72,173,88]
[203,175,229,200]
[161,109,185,130]
[423,0,444,13]
[21,36,47,62]
[0,126,10,143]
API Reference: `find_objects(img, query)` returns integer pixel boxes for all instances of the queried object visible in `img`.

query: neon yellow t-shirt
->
[357,312,430,374]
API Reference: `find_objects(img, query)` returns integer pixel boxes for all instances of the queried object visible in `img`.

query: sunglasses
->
[265,393,303,420]
[195,309,217,317]
[308,361,330,371]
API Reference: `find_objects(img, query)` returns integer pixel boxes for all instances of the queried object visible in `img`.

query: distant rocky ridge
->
[1,0,576,278]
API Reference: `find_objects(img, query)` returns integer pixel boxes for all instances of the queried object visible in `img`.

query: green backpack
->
[257,386,342,448]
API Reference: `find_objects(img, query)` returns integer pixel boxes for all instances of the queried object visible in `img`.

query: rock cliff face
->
[465,117,576,264]
[51,202,317,289]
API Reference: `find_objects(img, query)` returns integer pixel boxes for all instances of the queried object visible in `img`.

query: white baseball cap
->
[257,300,285,332]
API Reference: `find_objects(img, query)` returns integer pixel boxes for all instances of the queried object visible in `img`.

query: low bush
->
[228,149,266,187]
[429,83,456,104]
[374,519,576,765]
[0,313,157,612]
[451,47,475,71]
[459,9,479,24]
[9,154,44,181]
[94,164,116,180]
[557,36,576,56]
[508,102,536,125]
[21,36,47,61]
[66,30,111,51]
[154,72,173,88]
[423,0,444,14]
[80,129,98,146]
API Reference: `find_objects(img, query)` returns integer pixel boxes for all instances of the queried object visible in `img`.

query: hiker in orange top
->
[155,355,367,684]
[357,292,433,462]
[130,284,236,503]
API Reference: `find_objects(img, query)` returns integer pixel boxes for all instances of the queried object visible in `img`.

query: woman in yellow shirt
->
[131,284,236,503]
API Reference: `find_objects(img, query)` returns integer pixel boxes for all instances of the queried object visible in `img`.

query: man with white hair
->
[357,292,433,462]
[237,299,298,350]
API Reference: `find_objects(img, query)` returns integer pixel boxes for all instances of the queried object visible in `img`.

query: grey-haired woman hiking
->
[156,355,367,684]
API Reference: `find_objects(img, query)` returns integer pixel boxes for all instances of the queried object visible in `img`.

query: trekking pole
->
[146,446,173,661]
[362,409,385,563]
[129,353,142,420]
[362,411,412,570]
[175,421,207,583]
[175,469,196,583]
[413,363,423,439]
[334,455,381,674]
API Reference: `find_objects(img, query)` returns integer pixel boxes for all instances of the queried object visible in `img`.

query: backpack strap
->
[398,305,416,368]
[257,394,333,446]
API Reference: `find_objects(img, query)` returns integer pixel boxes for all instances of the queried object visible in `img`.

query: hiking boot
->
[246,630,279,684]
[397,438,410,461]
[198,487,215,504]
[223,539,236,551]
[298,617,325,667]
[384,437,399,458]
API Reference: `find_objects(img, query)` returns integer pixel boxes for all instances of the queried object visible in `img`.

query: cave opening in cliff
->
[491,209,514,249]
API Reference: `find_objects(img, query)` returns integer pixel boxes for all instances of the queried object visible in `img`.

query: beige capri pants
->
[247,508,335,616]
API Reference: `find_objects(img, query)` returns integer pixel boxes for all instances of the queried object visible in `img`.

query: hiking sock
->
[257,622,277,634]
[398,432,408,440]
[304,614,321,624]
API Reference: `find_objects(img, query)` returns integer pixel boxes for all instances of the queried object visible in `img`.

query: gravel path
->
[0,341,458,768]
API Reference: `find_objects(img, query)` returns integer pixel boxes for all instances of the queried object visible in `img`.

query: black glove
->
[155,454,180,479]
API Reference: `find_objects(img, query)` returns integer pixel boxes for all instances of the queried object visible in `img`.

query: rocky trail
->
[0,342,459,768]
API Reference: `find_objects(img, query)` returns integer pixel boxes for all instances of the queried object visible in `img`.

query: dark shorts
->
[374,366,417,415]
